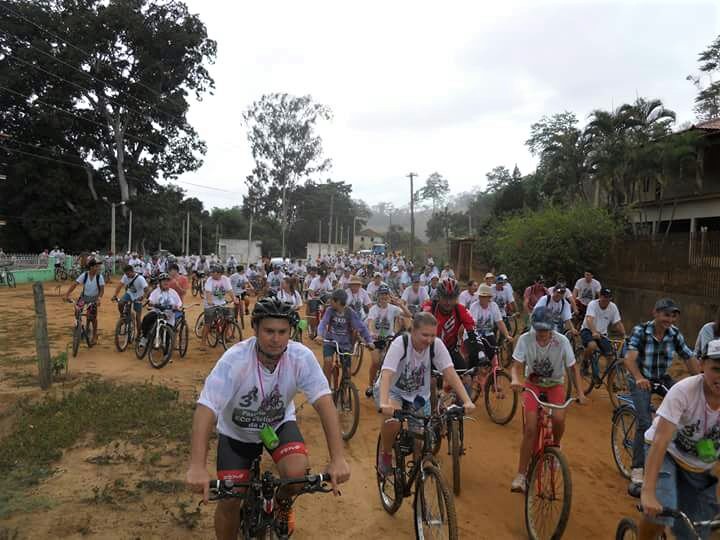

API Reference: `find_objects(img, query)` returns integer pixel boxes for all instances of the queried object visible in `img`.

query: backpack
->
[544,293,566,312]
[81,272,100,296]
[124,273,140,294]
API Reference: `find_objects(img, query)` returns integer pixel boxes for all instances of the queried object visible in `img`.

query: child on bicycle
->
[510,307,587,493]
[375,311,475,478]
[315,289,374,385]
[639,338,720,540]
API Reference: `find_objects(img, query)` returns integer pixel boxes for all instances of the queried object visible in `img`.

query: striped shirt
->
[627,320,694,380]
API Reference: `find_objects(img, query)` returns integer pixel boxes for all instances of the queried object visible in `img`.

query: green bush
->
[487,204,621,289]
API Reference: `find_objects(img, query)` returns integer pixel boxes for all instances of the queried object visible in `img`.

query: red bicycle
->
[475,337,518,425]
[522,387,574,540]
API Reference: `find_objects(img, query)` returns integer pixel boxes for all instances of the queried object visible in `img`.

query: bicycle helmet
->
[158,272,170,281]
[437,277,460,298]
[210,264,223,273]
[411,273,421,283]
[531,307,555,331]
[377,285,391,295]
[251,297,299,327]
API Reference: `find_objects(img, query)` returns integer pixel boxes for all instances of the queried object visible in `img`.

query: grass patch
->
[167,500,202,530]
[0,380,193,518]
[81,479,141,506]
[0,356,36,367]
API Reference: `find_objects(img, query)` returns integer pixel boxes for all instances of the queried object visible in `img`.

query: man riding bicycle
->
[533,282,577,337]
[469,284,513,361]
[579,287,626,366]
[639,338,720,540]
[186,297,350,539]
[111,264,149,338]
[202,265,239,346]
[64,258,105,345]
[401,274,429,316]
[625,298,700,496]
[139,273,183,349]
[510,307,588,493]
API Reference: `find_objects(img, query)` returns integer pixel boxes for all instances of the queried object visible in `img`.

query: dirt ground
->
[0,281,681,539]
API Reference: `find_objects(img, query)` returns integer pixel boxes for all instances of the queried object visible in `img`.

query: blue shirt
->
[318,306,372,351]
[627,320,694,380]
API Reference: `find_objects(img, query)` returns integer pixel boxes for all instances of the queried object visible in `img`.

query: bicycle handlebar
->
[208,472,332,500]
[522,387,575,410]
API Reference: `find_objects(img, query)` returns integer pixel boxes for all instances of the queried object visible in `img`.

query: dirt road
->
[0,282,658,539]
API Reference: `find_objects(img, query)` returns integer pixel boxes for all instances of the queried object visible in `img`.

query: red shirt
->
[524,284,548,311]
[422,300,476,350]
[169,275,189,300]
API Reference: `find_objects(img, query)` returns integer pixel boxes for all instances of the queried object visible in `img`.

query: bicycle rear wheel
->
[413,463,458,540]
[376,434,403,515]
[615,518,639,540]
[72,323,81,357]
[7,272,15,288]
[335,381,360,441]
[177,320,189,357]
[499,340,513,369]
[191,279,199,297]
[351,343,364,376]
[85,320,95,348]
[449,418,462,496]
[221,321,243,350]
[194,313,204,338]
[484,371,518,425]
[147,324,174,369]
[607,363,631,409]
[525,446,572,540]
[578,354,596,397]
[611,406,636,479]
[114,318,134,352]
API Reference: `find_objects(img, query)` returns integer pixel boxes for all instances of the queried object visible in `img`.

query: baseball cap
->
[484,272,495,279]
[706,339,720,359]
[373,272,381,278]
[496,275,506,284]
[412,274,421,282]
[600,287,612,297]
[531,307,555,331]
[478,284,494,297]
[553,282,566,293]
[654,298,680,313]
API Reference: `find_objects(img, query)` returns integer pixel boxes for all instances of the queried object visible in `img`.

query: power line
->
[0,2,184,119]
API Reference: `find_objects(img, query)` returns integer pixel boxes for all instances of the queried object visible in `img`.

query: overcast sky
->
[174,0,719,211]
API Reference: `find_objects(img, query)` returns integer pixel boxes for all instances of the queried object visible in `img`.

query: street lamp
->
[102,197,126,271]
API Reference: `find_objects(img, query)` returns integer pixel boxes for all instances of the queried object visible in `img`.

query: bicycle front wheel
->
[615,517,639,540]
[484,371,518,425]
[607,363,631,409]
[7,272,15,288]
[351,343,364,376]
[376,434,403,515]
[611,406,636,479]
[525,446,572,540]
[449,419,462,496]
[194,313,204,338]
[221,321,243,350]
[177,320,189,357]
[72,322,81,357]
[335,381,360,441]
[148,324,174,369]
[114,318,133,352]
[413,463,458,540]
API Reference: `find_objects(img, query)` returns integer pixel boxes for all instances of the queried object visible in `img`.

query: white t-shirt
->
[277,289,303,309]
[129,257,145,274]
[548,286,574,301]
[204,275,233,307]
[401,286,429,309]
[469,301,502,337]
[581,299,621,335]
[645,374,720,472]
[379,336,453,403]
[366,281,388,300]
[492,286,514,317]
[458,290,479,309]
[121,273,148,301]
[198,338,331,443]
[345,288,371,314]
[148,287,182,325]
[534,294,573,326]
[513,331,576,387]
[574,278,601,306]
[309,276,333,294]
[76,272,105,297]
[267,271,285,290]
[230,272,249,295]
[368,304,403,339]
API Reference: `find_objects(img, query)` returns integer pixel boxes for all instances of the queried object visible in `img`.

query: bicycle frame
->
[325,340,353,390]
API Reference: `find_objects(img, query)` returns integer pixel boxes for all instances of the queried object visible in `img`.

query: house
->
[630,118,720,234]
[353,228,384,250]
[217,238,263,265]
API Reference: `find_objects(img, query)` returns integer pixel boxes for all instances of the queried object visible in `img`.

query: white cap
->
[707,339,720,360]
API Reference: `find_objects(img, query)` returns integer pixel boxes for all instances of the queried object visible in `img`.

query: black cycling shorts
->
[217,421,307,483]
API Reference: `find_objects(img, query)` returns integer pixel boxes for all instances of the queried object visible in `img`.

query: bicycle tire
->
[114,318,132,352]
[147,323,174,369]
[578,354,596,397]
[413,463,458,540]
[611,406,636,480]
[484,370,518,425]
[351,343,364,376]
[525,446,572,540]
[499,340,513,369]
[207,322,219,348]
[191,280,199,297]
[508,315,519,337]
[194,313,204,338]
[135,334,148,359]
[376,434,403,515]
[429,382,444,456]
[336,381,360,441]
[607,363,631,409]
[7,272,15,288]
[177,320,189,357]
[449,419,462,496]
[85,320,95,348]
[615,517,639,540]
[221,321,243,350]
[72,322,81,357]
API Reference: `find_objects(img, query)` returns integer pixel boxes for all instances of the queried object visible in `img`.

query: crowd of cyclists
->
[53,247,720,539]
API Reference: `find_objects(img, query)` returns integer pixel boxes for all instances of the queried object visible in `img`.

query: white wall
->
[306,242,346,260]
[631,197,720,223]
[353,235,384,250]
[218,238,263,265]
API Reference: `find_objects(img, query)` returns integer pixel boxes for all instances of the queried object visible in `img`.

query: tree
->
[0,0,216,209]
[417,172,449,213]
[689,34,720,121]
[242,93,332,256]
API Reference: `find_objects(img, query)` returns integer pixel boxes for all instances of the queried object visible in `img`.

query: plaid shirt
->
[627,320,694,379]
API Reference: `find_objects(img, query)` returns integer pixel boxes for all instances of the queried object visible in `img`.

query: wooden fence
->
[603,232,720,298]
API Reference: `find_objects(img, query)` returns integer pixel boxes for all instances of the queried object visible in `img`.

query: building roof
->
[357,228,381,237]
[690,118,720,131]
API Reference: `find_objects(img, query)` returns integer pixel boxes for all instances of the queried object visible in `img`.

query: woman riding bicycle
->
[139,273,182,348]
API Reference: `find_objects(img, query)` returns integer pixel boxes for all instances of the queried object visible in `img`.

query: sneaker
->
[276,505,295,536]
[365,386,373,398]
[139,337,148,348]
[511,473,526,493]
[628,467,643,498]
[378,451,393,478]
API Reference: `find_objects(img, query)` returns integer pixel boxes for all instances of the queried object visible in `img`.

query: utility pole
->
[407,172,418,262]
[468,212,472,236]
[280,182,288,258]
[185,212,190,255]
[318,220,322,243]
[199,222,203,255]
[340,224,344,250]
[181,222,185,257]
[215,224,219,256]
[128,209,133,253]
[247,206,254,265]
[328,190,334,253]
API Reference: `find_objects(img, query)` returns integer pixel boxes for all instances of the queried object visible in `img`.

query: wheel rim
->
[486,372,516,424]
[608,365,631,406]
[526,451,569,540]
[415,470,449,539]
[116,321,130,351]
[376,437,399,512]
[337,385,355,436]
[612,409,636,478]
